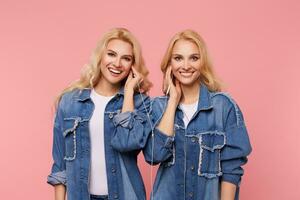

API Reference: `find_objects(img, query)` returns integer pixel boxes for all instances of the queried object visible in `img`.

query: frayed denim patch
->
[187,130,226,178]
[63,117,80,161]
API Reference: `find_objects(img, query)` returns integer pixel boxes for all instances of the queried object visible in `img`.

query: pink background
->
[1,0,299,199]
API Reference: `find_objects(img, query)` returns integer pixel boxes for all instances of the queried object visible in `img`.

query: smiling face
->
[99,39,133,86]
[170,39,201,86]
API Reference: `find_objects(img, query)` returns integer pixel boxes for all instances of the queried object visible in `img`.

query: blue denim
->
[144,84,252,200]
[47,88,151,200]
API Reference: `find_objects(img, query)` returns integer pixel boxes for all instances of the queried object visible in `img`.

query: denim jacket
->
[47,88,151,200]
[144,84,252,200]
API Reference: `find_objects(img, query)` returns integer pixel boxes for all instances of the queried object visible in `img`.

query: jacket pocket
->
[63,117,81,161]
[197,131,226,178]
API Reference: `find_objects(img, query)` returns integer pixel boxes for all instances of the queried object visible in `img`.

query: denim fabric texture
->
[47,87,151,200]
[144,84,252,200]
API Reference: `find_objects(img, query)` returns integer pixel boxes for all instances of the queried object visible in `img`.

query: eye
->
[123,57,132,62]
[173,56,182,61]
[107,52,116,57]
[191,56,199,61]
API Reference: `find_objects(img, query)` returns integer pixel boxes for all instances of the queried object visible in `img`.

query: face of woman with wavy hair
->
[99,39,134,86]
[169,39,201,87]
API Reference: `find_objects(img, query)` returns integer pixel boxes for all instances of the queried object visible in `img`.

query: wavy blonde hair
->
[56,27,152,106]
[161,29,222,92]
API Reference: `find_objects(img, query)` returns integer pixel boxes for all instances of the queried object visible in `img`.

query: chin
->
[108,77,125,85]
[102,71,126,84]
[176,77,197,86]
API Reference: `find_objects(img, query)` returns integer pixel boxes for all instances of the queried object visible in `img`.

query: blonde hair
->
[56,27,151,106]
[161,29,222,92]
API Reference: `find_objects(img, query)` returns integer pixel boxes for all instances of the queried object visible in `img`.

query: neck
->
[180,81,200,105]
[94,77,120,96]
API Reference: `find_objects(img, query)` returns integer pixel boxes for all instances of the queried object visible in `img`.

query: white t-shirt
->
[89,89,114,195]
[179,101,198,128]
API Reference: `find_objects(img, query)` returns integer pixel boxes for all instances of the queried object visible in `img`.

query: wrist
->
[167,100,178,111]
[125,86,134,93]
[168,97,179,106]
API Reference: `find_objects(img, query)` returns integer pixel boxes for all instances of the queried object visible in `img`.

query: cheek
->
[101,55,112,66]
[123,65,132,75]
[120,60,133,68]
[171,62,180,72]
[171,60,180,68]
[191,61,201,72]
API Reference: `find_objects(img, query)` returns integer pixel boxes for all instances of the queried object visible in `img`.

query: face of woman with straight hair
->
[99,39,134,86]
[170,39,201,87]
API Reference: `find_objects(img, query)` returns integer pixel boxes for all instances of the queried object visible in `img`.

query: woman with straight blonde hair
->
[47,28,152,200]
[145,30,252,200]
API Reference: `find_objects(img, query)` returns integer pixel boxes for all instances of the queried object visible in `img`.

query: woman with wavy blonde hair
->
[47,28,152,200]
[145,30,251,200]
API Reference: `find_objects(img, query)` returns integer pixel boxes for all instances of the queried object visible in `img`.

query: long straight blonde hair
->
[161,29,222,92]
[56,28,151,106]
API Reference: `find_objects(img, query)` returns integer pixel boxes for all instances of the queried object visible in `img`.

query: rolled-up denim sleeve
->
[221,103,252,186]
[143,97,175,165]
[110,95,152,152]
[47,100,67,186]
[144,128,175,165]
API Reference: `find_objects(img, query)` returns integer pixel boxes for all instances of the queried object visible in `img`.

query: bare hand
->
[164,67,181,105]
[125,66,144,92]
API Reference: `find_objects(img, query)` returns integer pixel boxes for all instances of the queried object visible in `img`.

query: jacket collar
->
[197,83,213,111]
[76,86,125,102]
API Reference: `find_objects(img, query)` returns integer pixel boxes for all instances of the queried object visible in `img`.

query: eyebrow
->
[107,49,133,57]
[172,53,200,56]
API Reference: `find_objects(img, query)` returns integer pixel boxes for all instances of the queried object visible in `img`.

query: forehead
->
[172,39,199,54]
[106,39,133,55]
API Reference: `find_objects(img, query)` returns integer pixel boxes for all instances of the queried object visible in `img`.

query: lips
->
[108,67,122,77]
[179,71,194,77]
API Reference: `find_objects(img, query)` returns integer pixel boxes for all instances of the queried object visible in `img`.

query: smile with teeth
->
[108,67,122,74]
[179,71,194,77]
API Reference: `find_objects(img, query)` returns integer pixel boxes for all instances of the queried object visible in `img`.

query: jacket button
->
[189,192,193,197]
[191,138,196,143]
[190,165,195,171]
[111,167,116,173]
[109,113,114,119]
[113,193,118,199]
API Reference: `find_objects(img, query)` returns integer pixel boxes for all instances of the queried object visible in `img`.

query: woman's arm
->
[111,67,152,152]
[143,67,181,164]
[157,67,181,136]
[47,97,67,193]
[54,184,66,200]
[122,67,142,113]
[220,95,252,198]
[156,98,178,136]
[221,181,236,200]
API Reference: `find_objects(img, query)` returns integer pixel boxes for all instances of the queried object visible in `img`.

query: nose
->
[182,59,189,70]
[113,57,121,67]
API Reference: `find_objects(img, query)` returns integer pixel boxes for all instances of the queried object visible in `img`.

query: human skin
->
[157,39,236,200]
[54,39,142,200]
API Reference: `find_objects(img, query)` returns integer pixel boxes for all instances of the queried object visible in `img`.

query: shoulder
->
[210,92,238,109]
[209,91,245,127]
[59,89,82,105]
[57,89,87,116]
[150,95,168,110]
[133,92,149,101]
[133,92,150,109]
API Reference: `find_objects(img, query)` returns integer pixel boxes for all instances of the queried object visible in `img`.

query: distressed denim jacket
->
[47,88,151,200]
[144,84,252,200]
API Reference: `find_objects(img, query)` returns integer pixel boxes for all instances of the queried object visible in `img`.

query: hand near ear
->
[164,67,181,105]
[125,66,144,93]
